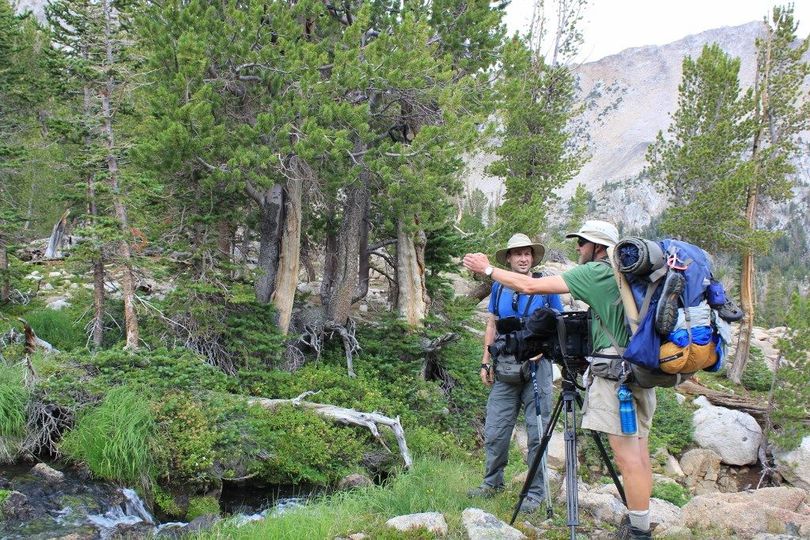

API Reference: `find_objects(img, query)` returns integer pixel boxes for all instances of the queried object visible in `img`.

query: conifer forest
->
[0,0,808,536]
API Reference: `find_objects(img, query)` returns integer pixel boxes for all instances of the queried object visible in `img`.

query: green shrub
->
[741,347,773,392]
[652,480,690,507]
[0,488,10,505]
[23,309,86,351]
[650,388,693,454]
[153,392,217,486]
[186,495,220,520]
[152,484,182,517]
[0,366,28,438]
[60,386,156,484]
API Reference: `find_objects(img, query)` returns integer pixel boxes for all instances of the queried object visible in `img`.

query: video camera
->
[488,309,591,374]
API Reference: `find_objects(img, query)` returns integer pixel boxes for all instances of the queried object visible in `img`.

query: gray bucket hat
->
[494,233,546,267]
[565,219,619,248]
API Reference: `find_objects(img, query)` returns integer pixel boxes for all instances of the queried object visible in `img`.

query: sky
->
[504,0,810,62]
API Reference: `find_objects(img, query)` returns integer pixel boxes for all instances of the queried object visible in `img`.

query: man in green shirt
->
[463,220,655,540]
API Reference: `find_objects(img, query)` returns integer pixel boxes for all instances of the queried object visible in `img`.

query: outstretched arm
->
[463,252,570,295]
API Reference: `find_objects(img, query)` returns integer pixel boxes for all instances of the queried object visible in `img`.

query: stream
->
[0,462,307,539]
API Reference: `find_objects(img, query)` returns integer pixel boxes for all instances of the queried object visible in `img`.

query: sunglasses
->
[577,237,590,247]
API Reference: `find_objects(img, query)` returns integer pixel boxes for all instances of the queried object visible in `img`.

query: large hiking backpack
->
[610,237,737,388]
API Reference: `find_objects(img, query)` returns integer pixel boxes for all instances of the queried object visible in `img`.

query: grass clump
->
[0,365,29,438]
[23,309,86,351]
[60,385,156,484]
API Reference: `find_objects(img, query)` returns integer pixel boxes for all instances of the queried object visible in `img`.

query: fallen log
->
[678,379,810,426]
[248,390,412,469]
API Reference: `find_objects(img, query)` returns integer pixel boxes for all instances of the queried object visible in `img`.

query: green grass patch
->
[0,365,29,438]
[23,309,86,351]
[187,496,220,520]
[60,385,156,484]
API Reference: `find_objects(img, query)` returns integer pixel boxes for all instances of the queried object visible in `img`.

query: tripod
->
[510,360,627,540]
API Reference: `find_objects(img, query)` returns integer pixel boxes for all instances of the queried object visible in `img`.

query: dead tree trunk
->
[247,182,284,304]
[396,218,429,326]
[274,166,304,334]
[44,209,70,259]
[101,0,139,350]
[85,85,105,349]
[320,225,338,302]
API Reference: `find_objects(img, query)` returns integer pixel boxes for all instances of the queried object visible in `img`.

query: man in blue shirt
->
[468,233,563,513]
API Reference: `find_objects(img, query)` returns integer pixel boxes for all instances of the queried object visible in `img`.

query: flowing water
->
[0,463,308,539]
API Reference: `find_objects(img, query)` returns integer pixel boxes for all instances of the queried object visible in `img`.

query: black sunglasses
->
[577,237,590,247]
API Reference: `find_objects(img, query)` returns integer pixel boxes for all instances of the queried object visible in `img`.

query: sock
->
[629,510,650,531]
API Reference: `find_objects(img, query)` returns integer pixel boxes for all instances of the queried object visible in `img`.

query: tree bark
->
[324,141,370,325]
[352,196,370,303]
[248,182,284,304]
[101,0,139,350]
[216,218,233,263]
[273,169,303,335]
[320,225,338,302]
[396,218,429,326]
[85,84,105,349]
[44,209,70,259]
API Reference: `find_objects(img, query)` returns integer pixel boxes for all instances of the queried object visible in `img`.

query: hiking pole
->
[529,357,553,519]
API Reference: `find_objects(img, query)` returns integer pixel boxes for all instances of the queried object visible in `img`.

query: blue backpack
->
[611,238,735,386]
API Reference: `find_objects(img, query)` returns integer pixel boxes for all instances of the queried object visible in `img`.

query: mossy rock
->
[186,495,220,520]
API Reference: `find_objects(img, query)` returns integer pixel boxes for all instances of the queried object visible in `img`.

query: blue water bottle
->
[617,384,637,435]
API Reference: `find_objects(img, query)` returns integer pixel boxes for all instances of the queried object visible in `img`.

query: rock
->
[774,435,810,490]
[31,463,65,483]
[681,486,810,538]
[348,534,369,540]
[0,490,33,520]
[679,449,722,494]
[675,392,686,405]
[184,514,220,533]
[656,525,693,539]
[558,478,625,525]
[649,498,683,532]
[109,521,155,539]
[546,430,565,470]
[692,402,762,465]
[337,473,373,490]
[47,297,72,310]
[461,508,526,540]
[664,454,685,478]
[42,282,54,291]
[386,512,448,536]
[25,272,43,281]
[48,271,63,278]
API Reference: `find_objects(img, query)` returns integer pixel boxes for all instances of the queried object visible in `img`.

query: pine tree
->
[644,43,752,251]
[731,5,810,383]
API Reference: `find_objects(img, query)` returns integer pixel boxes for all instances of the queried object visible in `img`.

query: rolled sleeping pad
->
[615,237,666,279]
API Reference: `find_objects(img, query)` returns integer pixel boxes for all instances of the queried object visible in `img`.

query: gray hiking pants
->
[482,359,553,500]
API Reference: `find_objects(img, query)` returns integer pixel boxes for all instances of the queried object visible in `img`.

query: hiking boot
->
[466,484,503,498]
[518,496,541,514]
[615,516,654,540]
[718,298,744,322]
[655,271,685,336]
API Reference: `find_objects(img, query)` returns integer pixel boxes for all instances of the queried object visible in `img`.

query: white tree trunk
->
[249,391,412,469]
[396,218,429,327]
[273,175,303,334]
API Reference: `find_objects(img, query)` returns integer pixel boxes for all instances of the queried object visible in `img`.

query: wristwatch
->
[480,363,491,372]
[484,265,494,277]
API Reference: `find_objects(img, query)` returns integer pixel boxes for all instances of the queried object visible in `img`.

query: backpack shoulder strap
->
[492,282,503,318]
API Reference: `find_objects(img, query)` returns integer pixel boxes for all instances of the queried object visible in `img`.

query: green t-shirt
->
[562,261,630,352]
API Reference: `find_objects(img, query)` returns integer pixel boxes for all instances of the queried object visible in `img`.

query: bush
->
[652,480,690,507]
[649,388,693,454]
[186,496,220,520]
[23,309,86,351]
[60,386,156,484]
[741,347,773,392]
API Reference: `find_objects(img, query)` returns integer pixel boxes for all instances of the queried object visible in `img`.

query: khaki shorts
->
[581,375,657,437]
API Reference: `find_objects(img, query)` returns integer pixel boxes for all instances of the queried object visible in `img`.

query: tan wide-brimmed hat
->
[494,233,546,267]
[565,219,620,248]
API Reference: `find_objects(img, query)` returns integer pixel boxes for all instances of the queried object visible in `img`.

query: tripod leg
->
[575,392,627,507]
[509,390,563,526]
[562,389,579,540]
